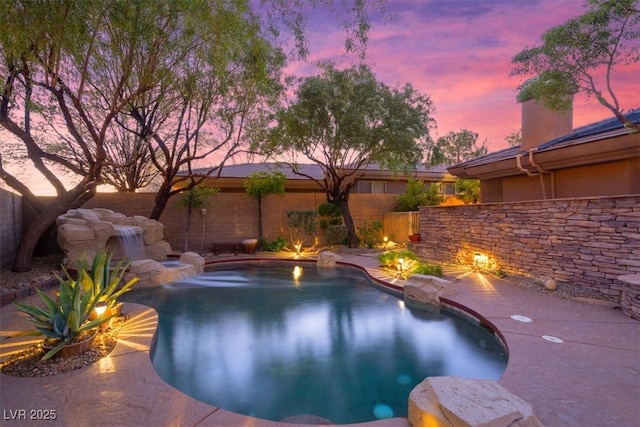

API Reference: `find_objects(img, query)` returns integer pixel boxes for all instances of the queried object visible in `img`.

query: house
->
[448,101,640,203]
[178,162,459,197]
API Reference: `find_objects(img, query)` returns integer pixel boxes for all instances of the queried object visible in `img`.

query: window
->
[357,180,386,194]
[441,182,456,195]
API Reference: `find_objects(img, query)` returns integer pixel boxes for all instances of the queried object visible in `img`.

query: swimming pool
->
[122,262,507,424]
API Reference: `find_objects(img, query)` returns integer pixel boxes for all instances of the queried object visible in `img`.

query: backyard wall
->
[31,192,399,253]
[0,189,22,269]
[413,195,640,298]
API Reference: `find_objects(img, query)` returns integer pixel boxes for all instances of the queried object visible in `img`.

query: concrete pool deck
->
[1,253,638,426]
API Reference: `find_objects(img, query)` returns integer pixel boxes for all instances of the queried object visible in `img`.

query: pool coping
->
[1,253,638,426]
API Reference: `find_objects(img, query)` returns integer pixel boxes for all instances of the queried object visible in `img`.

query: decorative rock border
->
[0,275,59,307]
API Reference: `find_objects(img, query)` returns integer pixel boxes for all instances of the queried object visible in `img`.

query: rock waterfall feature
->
[56,208,171,268]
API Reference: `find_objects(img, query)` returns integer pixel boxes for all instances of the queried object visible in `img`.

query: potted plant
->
[409,219,421,242]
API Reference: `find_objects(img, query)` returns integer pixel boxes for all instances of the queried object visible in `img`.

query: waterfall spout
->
[114,225,145,261]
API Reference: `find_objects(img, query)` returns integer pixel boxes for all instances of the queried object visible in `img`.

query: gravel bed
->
[0,316,125,377]
[1,255,64,290]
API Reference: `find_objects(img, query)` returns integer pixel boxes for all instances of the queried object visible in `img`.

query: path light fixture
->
[94,301,110,331]
[474,253,489,270]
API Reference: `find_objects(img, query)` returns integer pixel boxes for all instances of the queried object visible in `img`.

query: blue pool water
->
[122,262,507,424]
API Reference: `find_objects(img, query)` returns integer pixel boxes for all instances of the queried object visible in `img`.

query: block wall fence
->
[413,195,640,297]
[33,192,399,253]
[0,188,22,269]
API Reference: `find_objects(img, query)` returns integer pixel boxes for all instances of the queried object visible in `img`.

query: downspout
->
[515,150,550,199]
[528,149,555,199]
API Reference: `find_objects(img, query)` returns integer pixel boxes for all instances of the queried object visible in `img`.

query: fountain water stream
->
[114,225,145,261]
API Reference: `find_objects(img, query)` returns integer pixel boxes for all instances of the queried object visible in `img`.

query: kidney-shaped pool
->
[122,262,507,424]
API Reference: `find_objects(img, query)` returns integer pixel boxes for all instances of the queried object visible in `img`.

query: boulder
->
[404,274,455,305]
[180,252,205,274]
[126,259,197,288]
[317,251,342,267]
[409,376,544,427]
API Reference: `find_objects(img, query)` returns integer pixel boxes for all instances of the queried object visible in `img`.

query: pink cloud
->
[287,0,639,151]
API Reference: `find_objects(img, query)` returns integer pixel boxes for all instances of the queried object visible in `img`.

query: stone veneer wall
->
[414,195,640,298]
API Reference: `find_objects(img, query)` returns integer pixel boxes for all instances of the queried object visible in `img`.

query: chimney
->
[517,74,574,151]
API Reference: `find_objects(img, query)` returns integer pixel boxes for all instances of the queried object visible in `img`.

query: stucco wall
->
[0,189,22,269]
[413,195,640,298]
[480,157,639,203]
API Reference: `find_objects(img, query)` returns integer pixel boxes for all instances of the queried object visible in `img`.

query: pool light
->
[292,266,303,286]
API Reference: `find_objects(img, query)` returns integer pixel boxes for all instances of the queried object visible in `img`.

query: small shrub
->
[261,236,288,252]
[287,210,317,253]
[317,202,343,231]
[325,224,348,246]
[377,249,420,267]
[413,263,443,277]
[358,220,383,248]
[377,250,443,278]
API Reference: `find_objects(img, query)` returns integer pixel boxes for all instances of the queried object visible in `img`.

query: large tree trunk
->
[336,199,358,248]
[150,182,172,221]
[257,195,264,243]
[12,185,96,272]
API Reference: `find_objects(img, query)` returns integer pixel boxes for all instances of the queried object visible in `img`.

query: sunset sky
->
[3,0,637,196]
[288,0,639,152]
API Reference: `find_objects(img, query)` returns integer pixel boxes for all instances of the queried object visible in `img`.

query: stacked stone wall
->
[414,195,640,297]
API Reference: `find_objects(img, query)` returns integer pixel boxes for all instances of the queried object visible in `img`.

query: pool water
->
[122,263,507,424]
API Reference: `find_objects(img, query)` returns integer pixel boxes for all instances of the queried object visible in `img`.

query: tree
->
[255,63,436,247]
[505,131,522,147]
[455,179,480,204]
[435,130,488,165]
[511,0,640,132]
[100,116,159,192]
[0,0,176,271]
[244,170,286,246]
[394,178,444,211]
[0,0,386,271]
[176,185,218,252]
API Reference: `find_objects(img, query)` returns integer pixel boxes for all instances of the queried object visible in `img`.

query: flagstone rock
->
[404,274,455,305]
[408,376,544,427]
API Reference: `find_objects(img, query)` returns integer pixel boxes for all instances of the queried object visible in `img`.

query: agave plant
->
[77,248,138,311]
[12,277,111,360]
[11,250,138,360]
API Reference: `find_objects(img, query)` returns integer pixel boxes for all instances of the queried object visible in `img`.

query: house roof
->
[449,108,640,179]
[182,162,455,181]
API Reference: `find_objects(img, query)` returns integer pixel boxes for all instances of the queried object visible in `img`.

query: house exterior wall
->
[482,157,640,203]
[480,179,503,203]
[554,158,640,199]
[412,195,640,299]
